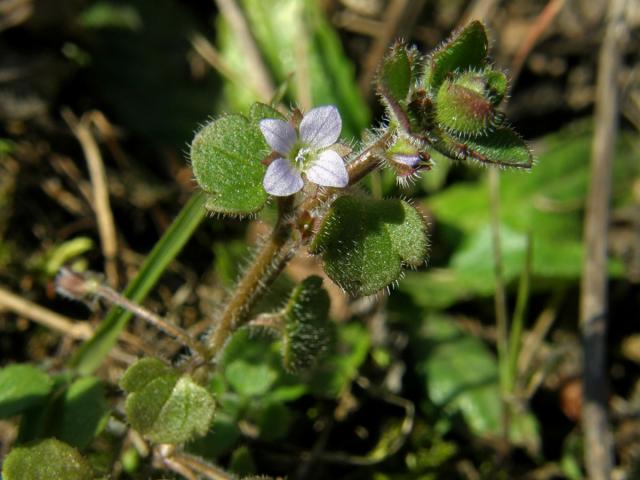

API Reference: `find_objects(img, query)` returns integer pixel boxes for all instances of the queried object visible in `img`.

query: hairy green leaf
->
[2,438,93,480]
[423,21,488,91]
[377,42,413,103]
[119,357,173,393]
[436,79,500,136]
[432,126,533,169]
[125,373,216,444]
[281,276,331,373]
[191,114,269,215]
[310,196,428,296]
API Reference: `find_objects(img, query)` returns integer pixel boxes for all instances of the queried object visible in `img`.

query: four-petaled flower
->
[259,105,349,196]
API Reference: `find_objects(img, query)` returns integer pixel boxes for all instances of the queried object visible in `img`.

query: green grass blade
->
[69,191,207,374]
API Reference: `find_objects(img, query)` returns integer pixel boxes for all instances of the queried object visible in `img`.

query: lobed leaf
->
[191,114,269,216]
[310,196,428,296]
[119,357,173,393]
[2,438,93,480]
[122,359,216,444]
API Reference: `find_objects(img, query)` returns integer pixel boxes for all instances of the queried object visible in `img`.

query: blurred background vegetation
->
[0,0,639,478]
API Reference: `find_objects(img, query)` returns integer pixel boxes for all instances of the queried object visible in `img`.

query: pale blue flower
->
[259,106,348,196]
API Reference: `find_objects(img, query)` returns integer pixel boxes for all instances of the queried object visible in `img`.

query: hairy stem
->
[207,197,296,357]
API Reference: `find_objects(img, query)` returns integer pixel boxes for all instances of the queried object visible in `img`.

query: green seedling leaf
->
[54,376,110,449]
[191,114,269,215]
[0,364,52,418]
[225,360,277,397]
[435,79,501,136]
[2,438,93,480]
[69,191,206,375]
[310,196,428,296]
[125,373,216,444]
[281,276,331,373]
[432,125,532,169]
[119,357,173,393]
[413,315,540,454]
[423,21,489,91]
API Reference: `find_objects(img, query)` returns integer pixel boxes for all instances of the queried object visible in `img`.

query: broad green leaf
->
[54,376,109,449]
[191,114,268,215]
[0,364,52,418]
[125,374,216,444]
[2,438,93,480]
[423,21,488,91]
[69,191,206,375]
[310,196,428,296]
[281,276,331,373]
[413,315,540,453]
[119,357,173,393]
[225,360,277,397]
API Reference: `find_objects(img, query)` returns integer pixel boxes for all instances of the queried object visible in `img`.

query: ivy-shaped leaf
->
[310,196,428,296]
[120,358,216,444]
[191,112,269,216]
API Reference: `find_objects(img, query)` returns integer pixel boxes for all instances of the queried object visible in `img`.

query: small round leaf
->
[310,196,428,296]
[191,114,269,216]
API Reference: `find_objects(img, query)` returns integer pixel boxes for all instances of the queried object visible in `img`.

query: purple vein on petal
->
[299,106,342,149]
[259,119,296,155]
[306,150,348,188]
[263,158,304,196]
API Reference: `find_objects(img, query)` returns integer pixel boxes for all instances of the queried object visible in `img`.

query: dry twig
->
[62,108,119,287]
[580,0,628,478]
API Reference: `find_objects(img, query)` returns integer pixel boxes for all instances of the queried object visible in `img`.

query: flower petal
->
[299,106,342,149]
[305,150,348,188]
[263,158,304,196]
[259,119,296,155]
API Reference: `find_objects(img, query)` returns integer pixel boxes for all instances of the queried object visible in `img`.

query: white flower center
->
[293,146,313,170]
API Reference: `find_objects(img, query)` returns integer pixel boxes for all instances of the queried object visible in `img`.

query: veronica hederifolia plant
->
[3,21,534,480]
[146,18,532,450]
